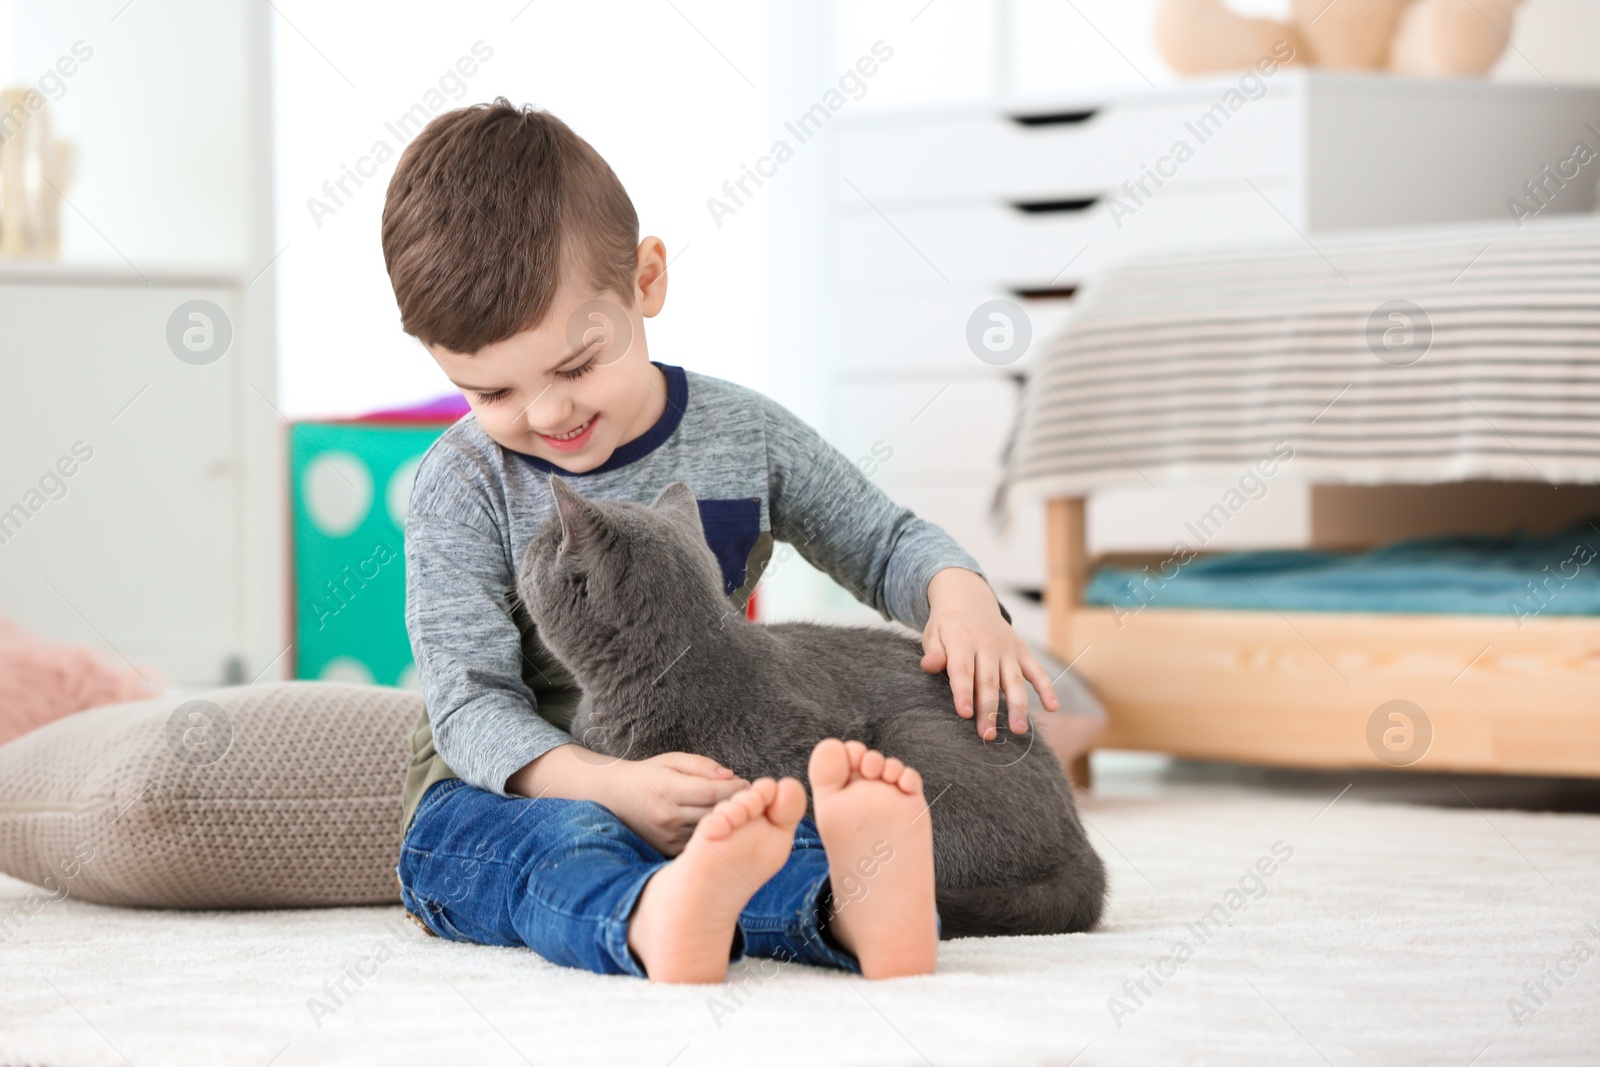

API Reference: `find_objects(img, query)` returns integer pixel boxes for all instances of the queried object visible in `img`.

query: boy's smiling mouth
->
[539,413,599,452]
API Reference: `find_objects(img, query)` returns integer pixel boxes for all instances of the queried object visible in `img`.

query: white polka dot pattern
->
[303,452,373,537]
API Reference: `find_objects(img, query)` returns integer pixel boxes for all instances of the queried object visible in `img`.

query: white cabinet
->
[825,72,1600,605]
[0,265,285,687]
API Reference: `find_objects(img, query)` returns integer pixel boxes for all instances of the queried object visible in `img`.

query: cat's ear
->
[650,481,701,534]
[548,474,599,551]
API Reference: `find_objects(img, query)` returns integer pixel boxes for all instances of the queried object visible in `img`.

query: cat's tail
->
[933,858,1107,939]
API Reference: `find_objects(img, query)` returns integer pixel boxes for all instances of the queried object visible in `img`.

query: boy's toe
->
[808,739,852,794]
[699,807,735,840]
[771,778,808,826]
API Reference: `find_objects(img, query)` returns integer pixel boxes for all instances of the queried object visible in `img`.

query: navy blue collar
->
[515,361,687,478]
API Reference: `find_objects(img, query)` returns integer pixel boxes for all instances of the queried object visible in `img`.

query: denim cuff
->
[807,880,866,974]
[602,868,655,978]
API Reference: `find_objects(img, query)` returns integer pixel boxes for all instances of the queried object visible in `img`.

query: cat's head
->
[517,475,726,668]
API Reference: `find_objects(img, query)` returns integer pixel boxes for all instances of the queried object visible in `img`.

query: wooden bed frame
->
[1045,498,1600,785]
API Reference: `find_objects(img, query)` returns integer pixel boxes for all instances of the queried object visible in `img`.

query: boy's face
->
[426,238,669,473]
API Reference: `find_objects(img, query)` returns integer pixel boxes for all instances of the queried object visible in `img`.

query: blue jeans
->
[396,777,863,977]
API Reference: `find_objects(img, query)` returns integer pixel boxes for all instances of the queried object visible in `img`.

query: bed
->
[1000,214,1600,782]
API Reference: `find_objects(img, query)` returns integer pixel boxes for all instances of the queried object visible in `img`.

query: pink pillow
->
[0,616,165,746]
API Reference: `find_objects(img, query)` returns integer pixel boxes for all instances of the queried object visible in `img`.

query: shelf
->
[0,260,249,288]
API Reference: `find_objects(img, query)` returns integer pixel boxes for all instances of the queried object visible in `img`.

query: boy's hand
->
[608,752,750,857]
[920,567,1060,740]
[508,745,749,858]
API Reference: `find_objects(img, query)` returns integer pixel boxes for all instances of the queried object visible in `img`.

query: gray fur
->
[516,475,1106,939]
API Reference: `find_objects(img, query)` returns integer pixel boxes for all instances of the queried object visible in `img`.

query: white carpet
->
[3,770,1597,1067]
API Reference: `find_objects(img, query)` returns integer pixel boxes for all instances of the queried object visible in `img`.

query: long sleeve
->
[761,392,989,631]
[405,506,575,797]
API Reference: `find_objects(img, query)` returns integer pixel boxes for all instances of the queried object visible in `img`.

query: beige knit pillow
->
[0,681,419,908]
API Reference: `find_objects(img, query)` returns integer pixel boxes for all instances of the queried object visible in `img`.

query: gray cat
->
[516,475,1106,939]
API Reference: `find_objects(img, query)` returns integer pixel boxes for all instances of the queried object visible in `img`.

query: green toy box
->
[289,413,460,686]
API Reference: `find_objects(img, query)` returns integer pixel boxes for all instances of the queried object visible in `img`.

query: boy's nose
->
[522,384,573,433]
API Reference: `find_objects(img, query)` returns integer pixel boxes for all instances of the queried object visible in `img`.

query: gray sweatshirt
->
[398,362,990,834]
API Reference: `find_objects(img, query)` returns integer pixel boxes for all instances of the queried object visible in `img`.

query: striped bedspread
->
[1001,215,1600,505]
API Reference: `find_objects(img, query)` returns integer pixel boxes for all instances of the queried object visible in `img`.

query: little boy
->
[385,98,1063,983]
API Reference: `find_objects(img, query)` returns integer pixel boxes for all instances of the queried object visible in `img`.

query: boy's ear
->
[650,481,701,533]
[549,474,599,551]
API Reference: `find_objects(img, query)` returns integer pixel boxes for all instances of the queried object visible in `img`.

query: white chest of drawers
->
[0,264,285,687]
[820,71,1600,630]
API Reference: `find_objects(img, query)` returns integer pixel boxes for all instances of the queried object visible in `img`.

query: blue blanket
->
[1085,520,1600,619]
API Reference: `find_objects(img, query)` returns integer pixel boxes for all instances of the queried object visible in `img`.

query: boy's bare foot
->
[809,738,938,979]
[626,776,807,984]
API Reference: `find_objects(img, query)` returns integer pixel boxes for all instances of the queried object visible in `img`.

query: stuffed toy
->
[1153,0,1524,77]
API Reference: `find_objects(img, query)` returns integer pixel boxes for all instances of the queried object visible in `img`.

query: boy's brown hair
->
[381,98,639,354]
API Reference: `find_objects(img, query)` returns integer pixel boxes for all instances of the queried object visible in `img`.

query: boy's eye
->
[474,389,509,404]
[558,358,597,382]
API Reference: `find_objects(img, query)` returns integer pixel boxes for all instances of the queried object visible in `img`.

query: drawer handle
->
[1008,108,1100,127]
[1009,197,1098,215]
[1008,285,1078,301]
